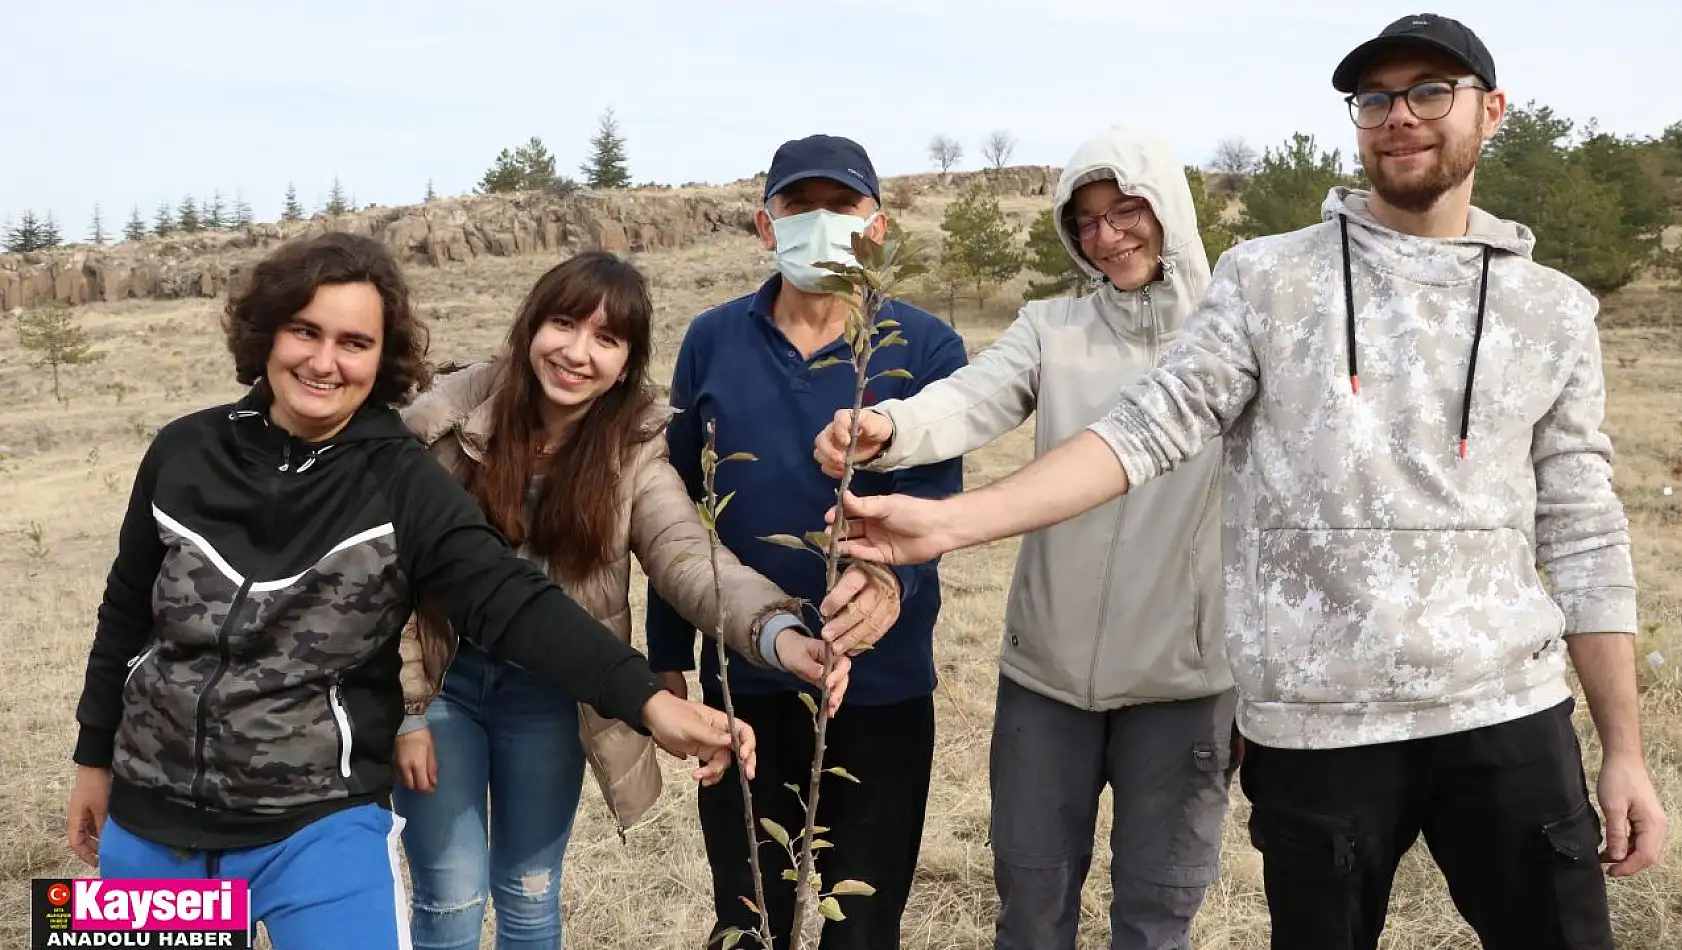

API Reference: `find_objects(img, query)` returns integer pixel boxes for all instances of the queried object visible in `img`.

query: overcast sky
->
[4,0,1677,240]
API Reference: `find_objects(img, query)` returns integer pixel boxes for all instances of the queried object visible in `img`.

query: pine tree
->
[937,182,1023,309]
[204,189,226,229]
[38,213,62,248]
[580,109,631,189]
[424,178,437,202]
[323,177,350,216]
[282,183,304,222]
[177,195,202,233]
[153,201,175,236]
[89,204,108,246]
[232,192,254,228]
[18,301,105,403]
[1021,207,1084,300]
[3,211,43,252]
[123,206,147,242]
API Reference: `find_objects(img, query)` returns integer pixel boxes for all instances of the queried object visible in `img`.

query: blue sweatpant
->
[98,802,411,950]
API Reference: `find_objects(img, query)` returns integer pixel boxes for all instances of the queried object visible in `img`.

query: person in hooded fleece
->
[812,127,1233,950]
[822,13,1667,950]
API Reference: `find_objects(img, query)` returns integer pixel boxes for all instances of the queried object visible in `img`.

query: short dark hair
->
[222,231,432,407]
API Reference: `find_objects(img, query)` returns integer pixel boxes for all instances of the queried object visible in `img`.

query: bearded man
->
[819,14,1667,950]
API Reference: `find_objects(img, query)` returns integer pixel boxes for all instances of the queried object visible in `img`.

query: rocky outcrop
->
[0,166,1059,312]
[887,165,1061,197]
[0,186,761,312]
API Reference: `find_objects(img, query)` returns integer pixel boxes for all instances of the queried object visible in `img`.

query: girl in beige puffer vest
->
[389,251,878,950]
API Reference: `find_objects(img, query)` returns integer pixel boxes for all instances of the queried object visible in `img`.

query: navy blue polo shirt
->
[644,273,968,706]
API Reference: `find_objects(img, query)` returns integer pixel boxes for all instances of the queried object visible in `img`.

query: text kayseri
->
[73,881,242,929]
[44,932,239,946]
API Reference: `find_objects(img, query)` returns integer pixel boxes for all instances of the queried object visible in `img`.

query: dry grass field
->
[1,184,1678,949]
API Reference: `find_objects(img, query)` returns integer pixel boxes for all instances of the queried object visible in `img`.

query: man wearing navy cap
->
[646,134,968,948]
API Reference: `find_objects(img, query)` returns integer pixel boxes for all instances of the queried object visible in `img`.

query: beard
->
[1363,129,1483,214]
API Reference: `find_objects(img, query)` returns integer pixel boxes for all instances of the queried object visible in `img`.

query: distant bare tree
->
[1211,137,1259,194]
[981,130,1016,170]
[928,134,963,172]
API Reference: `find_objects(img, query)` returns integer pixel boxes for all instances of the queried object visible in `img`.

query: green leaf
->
[721,451,757,463]
[873,318,900,329]
[782,869,798,882]
[797,692,818,716]
[783,782,802,796]
[815,274,856,295]
[813,258,854,275]
[826,766,861,783]
[695,501,715,531]
[760,818,790,848]
[803,529,834,552]
[827,879,876,897]
[810,838,833,850]
[720,927,745,950]
[818,897,845,922]
[894,262,930,282]
[874,331,906,348]
[759,533,808,550]
[871,368,914,381]
[808,356,846,370]
[739,896,760,915]
[714,490,736,520]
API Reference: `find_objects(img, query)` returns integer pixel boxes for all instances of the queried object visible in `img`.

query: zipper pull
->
[279,443,291,473]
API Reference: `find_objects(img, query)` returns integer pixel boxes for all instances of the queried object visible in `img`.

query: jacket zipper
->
[329,677,353,779]
[124,643,158,690]
[191,582,248,810]
[1083,282,1161,707]
[192,438,288,810]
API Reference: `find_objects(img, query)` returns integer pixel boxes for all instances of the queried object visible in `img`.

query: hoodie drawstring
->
[1340,214,1493,459]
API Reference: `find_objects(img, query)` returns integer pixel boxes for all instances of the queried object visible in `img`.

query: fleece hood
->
[1322,186,1537,458]
[1051,126,1213,334]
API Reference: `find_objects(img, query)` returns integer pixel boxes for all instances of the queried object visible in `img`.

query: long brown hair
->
[461,251,656,580]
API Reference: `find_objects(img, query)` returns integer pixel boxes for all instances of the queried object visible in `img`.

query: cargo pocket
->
[1248,802,1359,878]
[1135,739,1231,891]
[1540,801,1614,948]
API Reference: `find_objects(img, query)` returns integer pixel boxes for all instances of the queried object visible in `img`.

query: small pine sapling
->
[757,220,928,948]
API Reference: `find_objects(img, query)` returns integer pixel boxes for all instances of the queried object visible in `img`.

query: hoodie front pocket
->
[328,679,353,779]
[1256,526,1566,706]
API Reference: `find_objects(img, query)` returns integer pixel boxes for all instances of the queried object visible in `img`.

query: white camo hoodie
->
[864,126,1231,710]
[1090,185,1639,749]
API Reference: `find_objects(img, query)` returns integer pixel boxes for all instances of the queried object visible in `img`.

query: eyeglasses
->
[1071,203,1146,241]
[1345,78,1486,129]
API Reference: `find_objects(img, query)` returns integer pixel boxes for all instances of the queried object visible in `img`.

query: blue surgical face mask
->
[769,208,880,292]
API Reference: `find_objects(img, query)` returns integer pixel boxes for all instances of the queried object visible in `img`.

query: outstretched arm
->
[388,444,756,783]
[865,309,1042,470]
[835,252,1261,563]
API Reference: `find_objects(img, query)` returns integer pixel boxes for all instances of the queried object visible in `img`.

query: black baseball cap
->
[1332,13,1497,93]
[763,134,880,204]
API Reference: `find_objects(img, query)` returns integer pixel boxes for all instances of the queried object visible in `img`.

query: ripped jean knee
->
[408,891,488,950]
[489,865,564,944]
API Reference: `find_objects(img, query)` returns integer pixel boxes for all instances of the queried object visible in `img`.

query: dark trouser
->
[988,674,1238,950]
[697,679,935,950]
[1240,697,1613,950]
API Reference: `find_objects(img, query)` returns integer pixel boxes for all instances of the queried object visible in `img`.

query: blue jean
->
[98,803,411,950]
[392,642,588,950]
